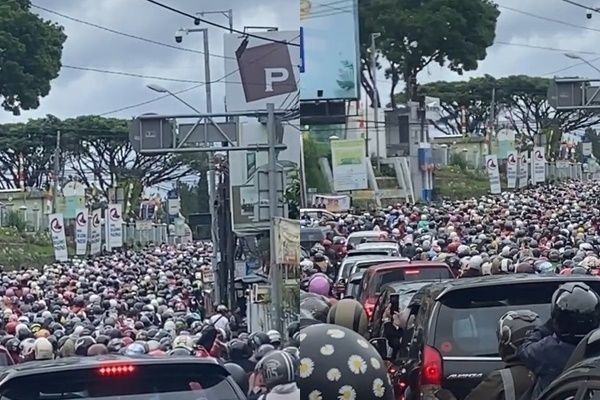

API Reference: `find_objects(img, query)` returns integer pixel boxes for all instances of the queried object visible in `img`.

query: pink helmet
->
[308,273,331,296]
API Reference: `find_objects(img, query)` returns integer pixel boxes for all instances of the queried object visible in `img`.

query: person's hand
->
[392,311,401,328]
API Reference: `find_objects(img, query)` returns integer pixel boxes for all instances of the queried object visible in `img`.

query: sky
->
[0,0,298,123]
[4,0,600,124]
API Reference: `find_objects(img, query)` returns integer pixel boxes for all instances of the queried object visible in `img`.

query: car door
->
[370,290,390,339]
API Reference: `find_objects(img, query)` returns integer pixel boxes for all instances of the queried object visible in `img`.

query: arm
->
[517,320,554,375]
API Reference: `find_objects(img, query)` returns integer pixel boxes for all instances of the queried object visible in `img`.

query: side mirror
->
[369,337,391,360]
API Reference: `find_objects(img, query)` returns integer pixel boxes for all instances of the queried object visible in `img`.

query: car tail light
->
[364,297,377,319]
[404,269,420,275]
[420,345,443,386]
[98,365,136,376]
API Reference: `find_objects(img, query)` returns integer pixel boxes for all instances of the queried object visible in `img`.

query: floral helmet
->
[298,323,393,400]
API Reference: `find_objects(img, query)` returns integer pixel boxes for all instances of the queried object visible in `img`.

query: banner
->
[312,194,351,211]
[89,208,102,255]
[107,203,123,248]
[274,217,300,265]
[518,152,528,188]
[506,151,518,189]
[485,155,501,194]
[48,213,68,261]
[330,139,368,191]
[533,146,546,183]
[75,208,88,255]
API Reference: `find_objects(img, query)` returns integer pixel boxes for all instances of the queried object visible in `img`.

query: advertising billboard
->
[300,0,360,100]
[330,139,368,191]
[224,31,300,112]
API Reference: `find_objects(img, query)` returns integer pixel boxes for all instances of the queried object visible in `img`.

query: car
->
[374,275,600,400]
[346,249,396,258]
[343,271,364,299]
[369,280,441,340]
[0,355,247,399]
[334,256,409,298]
[300,226,331,249]
[347,230,388,248]
[359,261,455,319]
[355,241,400,256]
[300,208,337,221]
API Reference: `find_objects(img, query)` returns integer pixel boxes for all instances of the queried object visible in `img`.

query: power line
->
[303,7,354,20]
[542,55,600,75]
[99,34,301,116]
[495,40,600,55]
[30,3,233,59]
[499,4,600,33]
[562,0,600,13]
[62,65,204,84]
[144,0,300,47]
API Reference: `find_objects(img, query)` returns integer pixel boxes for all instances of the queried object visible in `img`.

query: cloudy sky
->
[4,0,600,124]
[0,0,298,123]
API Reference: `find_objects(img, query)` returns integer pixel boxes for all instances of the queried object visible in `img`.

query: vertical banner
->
[75,208,89,256]
[273,217,301,265]
[485,154,501,194]
[107,203,124,248]
[330,139,368,191]
[48,213,68,261]
[518,152,528,188]
[506,151,518,189]
[89,208,102,255]
[533,146,546,183]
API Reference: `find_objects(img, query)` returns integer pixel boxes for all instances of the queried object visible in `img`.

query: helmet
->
[227,339,250,360]
[107,338,124,353]
[75,336,96,357]
[248,332,270,351]
[326,298,369,336]
[224,362,249,394]
[497,310,541,363]
[308,274,331,296]
[267,330,282,346]
[552,282,600,344]
[300,294,330,323]
[173,335,194,351]
[33,338,54,360]
[256,350,297,389]
[124,342,146,356]
[254,343,275,362]
[87,343,109,356]
[282,346,300,361]
[298,324,394,400]
[168,347,193,356]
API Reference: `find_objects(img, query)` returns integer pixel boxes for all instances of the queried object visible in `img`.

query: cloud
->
[1,0,298,122]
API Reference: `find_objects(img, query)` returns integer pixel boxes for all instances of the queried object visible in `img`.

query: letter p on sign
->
[264,68,290,92]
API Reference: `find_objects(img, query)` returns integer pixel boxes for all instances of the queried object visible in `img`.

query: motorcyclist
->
[252,350,299,399]
[464,310,540,400]
[517,282,600,398]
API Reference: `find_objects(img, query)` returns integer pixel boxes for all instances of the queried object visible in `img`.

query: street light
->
[370,32,382,173]
[564,53,600,74]
[146,84,203,114]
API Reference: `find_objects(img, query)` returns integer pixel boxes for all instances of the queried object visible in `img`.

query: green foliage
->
[359,0,499,106]
[5,211,25,233]
[285,170,300,219]
[303,135,330,193]
[449,153,468,172]
[0,0,66,115]
[178,178,209,218]
[434,165,489,200]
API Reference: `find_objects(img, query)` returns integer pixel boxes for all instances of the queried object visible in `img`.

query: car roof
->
[410,274,600,305]
[365,260,450,273]
[348,231,384,238]
[356,242,398,248]
[380,280,442,294]
[0,355,221,382]
[345,254,398,262]
[355,257,408,266]
[300,226,330,233]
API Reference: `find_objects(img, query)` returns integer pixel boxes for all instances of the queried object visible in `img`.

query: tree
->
[0,0,66,115]
[359,0,499,108]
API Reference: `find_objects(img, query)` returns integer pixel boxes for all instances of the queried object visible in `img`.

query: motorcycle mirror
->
[369,337,391,360]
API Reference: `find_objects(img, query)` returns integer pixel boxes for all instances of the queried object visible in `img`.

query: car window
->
[339,261,357,280]
[432,282,599,357]
[373,268,452,294]
[372,291,389,336]
[0,364,241,400]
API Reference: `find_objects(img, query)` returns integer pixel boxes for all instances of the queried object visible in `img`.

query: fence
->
[122,222,171,247]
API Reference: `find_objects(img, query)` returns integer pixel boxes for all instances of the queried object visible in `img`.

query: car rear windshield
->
[375,267,452,288]
[0,363,241,400]
[433,281,600,357]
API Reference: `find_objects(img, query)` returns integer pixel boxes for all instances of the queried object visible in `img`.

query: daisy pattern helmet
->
[298,323,393,400]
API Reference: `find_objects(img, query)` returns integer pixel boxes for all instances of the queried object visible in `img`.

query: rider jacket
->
[464,362,534,400]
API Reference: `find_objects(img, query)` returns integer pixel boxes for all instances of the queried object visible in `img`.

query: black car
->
[0,355,247,399]
[372,274,600,400]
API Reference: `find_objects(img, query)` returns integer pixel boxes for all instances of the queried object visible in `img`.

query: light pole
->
[371,32,382,173]
[197,9,233,33]
[565,53,600,74]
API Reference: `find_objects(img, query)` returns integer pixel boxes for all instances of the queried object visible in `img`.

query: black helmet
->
[248,332,270,351]
[107,338,124,353]
[497,310,541,363]
[168,347,192,356]
[298,323,394,399]
[75,336,96,356]
[300,294,330,322]
[326,298,369,336]
[256,350,297,389]
[224,362,249,394]
[228,339,250,360]
[254,344,275,362]
[552,282,600,344]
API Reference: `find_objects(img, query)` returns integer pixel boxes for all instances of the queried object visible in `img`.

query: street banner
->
[533,146,546,183]
[312,194,351,211]
[330,139,368,191]
[274,217,300,265]
[107,203,123,248]
[48,213,68,261]
[90,208,102,255]
[485,154,501,194]
[75,208,88,255]
[506,151,518,189]
[518,152,528,188]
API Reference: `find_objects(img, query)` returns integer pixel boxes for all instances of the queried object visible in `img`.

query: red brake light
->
[364,298,377,319]
[98,365,136,376]
[404,269,420,275]
[421,345,443,386]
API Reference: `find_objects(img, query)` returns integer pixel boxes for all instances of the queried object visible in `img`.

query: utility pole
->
[489,87,496,155]
[267,103,283,334]
[371,33,381,173]
[52,130,61,213]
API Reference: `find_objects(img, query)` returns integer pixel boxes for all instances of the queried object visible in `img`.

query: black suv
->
[377,275,600,400]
